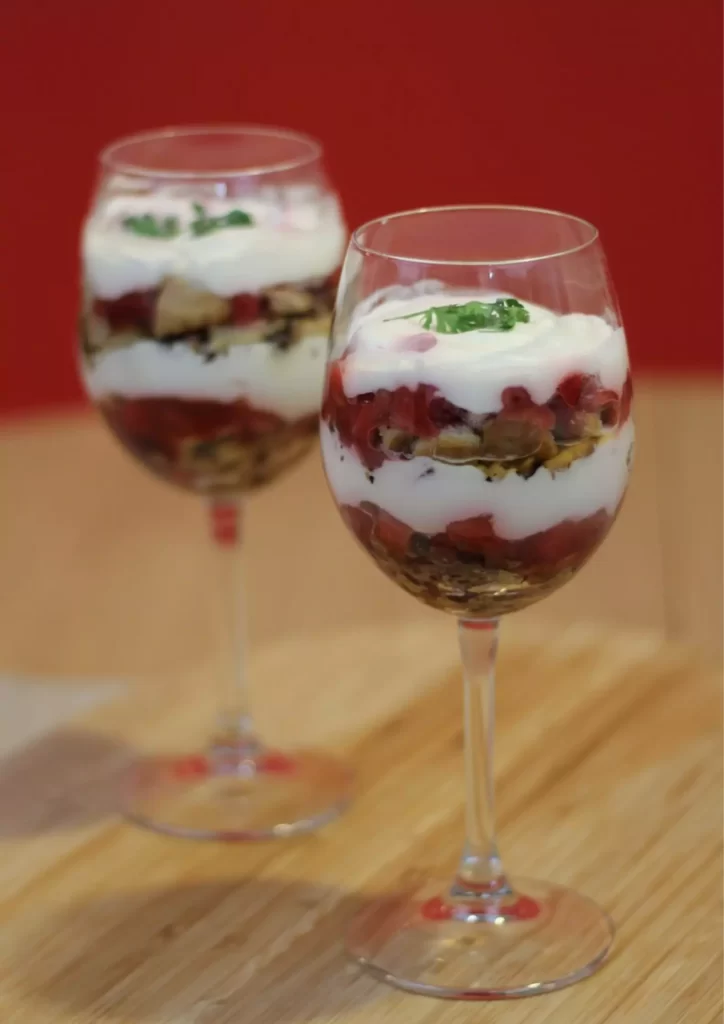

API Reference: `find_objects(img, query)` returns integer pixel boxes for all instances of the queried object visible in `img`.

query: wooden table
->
[0,379,721,1022]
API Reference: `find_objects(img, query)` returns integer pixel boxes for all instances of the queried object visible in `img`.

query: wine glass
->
[321,205,633,997]
[79,126,351,840]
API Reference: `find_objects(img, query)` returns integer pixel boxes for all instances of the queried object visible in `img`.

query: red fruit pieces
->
[549,395,587,440]
[502,386,534,409]
[95,290,156,333]
[620,373,633,424]
[389,387,417,433]
[499,386,555,430]
[375,510,414,559]
[413,384,441,437]
[554,371,631,428]
[231,293,262,326]
[393,332,438,354]
[556,373,591,407]
[523,510,611,573]
[446,514,496,553]
[427,394,465,429]
[341,503,376,547]
[322,361,347,421]
[240,404,284,439]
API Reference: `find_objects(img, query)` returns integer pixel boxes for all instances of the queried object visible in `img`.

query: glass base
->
[348,877,614,1000]
[126,748,351,841]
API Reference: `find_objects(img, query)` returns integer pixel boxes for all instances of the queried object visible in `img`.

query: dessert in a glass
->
[79,126,349,840]
[321,206,633,997]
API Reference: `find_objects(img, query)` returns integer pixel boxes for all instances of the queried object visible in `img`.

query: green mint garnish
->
[190,203,253,236]
[387,298,530,333]
[122,213,180,238]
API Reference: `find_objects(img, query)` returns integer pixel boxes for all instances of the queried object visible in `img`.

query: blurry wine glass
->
[79,126,350,840]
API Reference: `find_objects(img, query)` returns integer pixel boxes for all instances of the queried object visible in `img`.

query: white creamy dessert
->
[84,188,347,299]
[322,291,633,542]
[83,334,327,420]
[81,185,345,420]
[341,292,629,413]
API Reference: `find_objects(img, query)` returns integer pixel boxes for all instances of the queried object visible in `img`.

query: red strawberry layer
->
[102,395,311,461]
[92,268,341,336]
[323,358,632,472]
[341,501,612,581]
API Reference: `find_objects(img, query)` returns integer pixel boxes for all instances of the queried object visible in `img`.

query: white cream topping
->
[321,420,633,540]
[83,336,328,420]
[83,189,347,299]
[339,292,629,413]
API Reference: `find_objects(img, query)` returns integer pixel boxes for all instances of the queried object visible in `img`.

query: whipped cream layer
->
[321,420,633,540]
[84,188,347,299]
[340,293,629,414]
[84,335,327,420]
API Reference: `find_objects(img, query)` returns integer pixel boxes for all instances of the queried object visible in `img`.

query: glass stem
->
[207,498,259,759]
[452,618,511,898]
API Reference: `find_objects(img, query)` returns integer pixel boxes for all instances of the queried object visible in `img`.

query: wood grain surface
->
[0,379,721,1022]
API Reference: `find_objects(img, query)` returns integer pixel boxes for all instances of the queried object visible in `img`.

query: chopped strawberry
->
[498,401,555,431]
[579,375,618,414]
[393,332,437,354]
[501,385,533,409]
[620,373,633,424]
[95,290,156,333]
[523,511,610,573]
[242,406,284,438]
[499,385,555,430]
[446,515,496,553]
[117,397,155,438]
[549,394,587,440]
[375,511,414,559]
[231,293,261,326]
[600,400,620,427]
[389,387,417,433]
[556,373,593,407]
[322,361,347,422]
[428,393,465,429]
[326,361,346,408]
[372,389,393,423]
[341,504,376,547]
[414,384,441,437]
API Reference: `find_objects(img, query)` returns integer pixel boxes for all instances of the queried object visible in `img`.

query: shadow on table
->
[11,878,385,1022]
[0,728,131,836]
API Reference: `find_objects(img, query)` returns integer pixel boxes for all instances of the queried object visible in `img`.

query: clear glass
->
[321,206,633,997]
[79,126,351,840]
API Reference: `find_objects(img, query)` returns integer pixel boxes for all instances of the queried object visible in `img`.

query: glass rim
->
[99,124,323,179]
[351,204,600,266]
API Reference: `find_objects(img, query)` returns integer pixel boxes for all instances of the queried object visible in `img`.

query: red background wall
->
[2,0,721,418]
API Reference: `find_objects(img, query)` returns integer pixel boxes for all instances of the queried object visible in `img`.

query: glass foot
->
[348,877,614,1000]
[126,748,351,841]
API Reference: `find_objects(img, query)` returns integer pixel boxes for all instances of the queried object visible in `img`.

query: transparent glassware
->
[79,126,351,840]
[321,206,634,997]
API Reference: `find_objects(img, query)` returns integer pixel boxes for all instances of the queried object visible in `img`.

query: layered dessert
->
[80,187,346,493]
[321,291,633,617]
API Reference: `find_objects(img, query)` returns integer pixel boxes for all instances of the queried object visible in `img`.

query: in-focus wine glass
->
[79,126,351,840]
[321,206,633,997]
